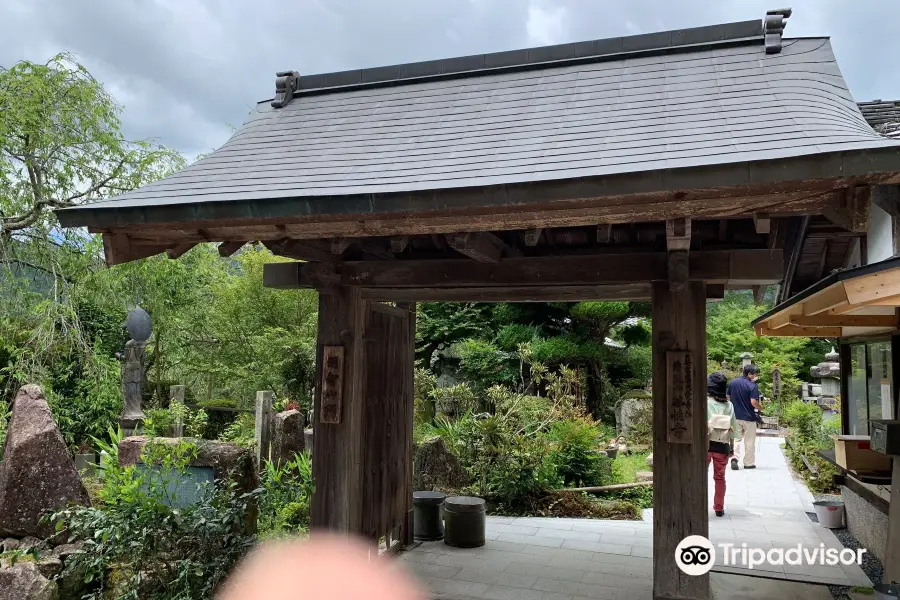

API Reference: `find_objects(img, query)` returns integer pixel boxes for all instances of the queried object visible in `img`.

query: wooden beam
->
[338,249,782,290]
[843,267,900,305]
[445,232,504,263]
[666,219,691,291]
[331,238,353,255]
[753,213,771,234]
[522,228,542,247]
[651,281,709,600]
[790,314,899,328]
[165,243,196,259]
[218,241,245,257]
[389,236,409,253]
[358,241,394,261]
[779,215,810,303]
[596,224,612,244]
[101,233,168,265]
[814,240,829,282]
[821,186,871,233]
[114,187,844,246]
[264,261,340,289]
[757,324,842,337]
[853,292,900,307]
[803,284,849,316]
[264,239,335,263]
[665,218,691,251]
[705,284,725,301]
[361,284,653,302]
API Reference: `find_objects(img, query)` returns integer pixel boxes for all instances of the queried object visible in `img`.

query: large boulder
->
[614,392,653,440]
[413,436,468,492]
[0,562,58,600]
[271,409,306,465]
[0,385,90,538]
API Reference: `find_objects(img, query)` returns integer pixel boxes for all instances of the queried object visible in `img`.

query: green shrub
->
[219,413,256,448]
[259,451,314,538]
[51,439,259,600]
[782,400,823,441]
[414,367,438,424]
[597,485,653,509]
[452,338,518,388]
[197,398,237,409]
[143,400,208,438]
[432,383,478,417]
[544,419,611,487]
[611,452,651,484]
[495,324,540,351]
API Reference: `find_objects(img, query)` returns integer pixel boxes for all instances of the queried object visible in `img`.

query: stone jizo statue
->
[116,306,152,433]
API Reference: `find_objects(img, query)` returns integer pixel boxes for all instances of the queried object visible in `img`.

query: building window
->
[845,340,895,435]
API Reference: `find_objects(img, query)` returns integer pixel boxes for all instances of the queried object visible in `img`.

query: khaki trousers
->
[735,420,757,467]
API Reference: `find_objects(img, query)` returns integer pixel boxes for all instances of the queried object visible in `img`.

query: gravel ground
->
[806,496,884,600]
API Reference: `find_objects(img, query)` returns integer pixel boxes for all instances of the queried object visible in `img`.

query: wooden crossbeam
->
[263,249,782,291]
[821,186,871,233]
[218,241,245,257]
[790,314,899,328]
[445,232,504,263]
[843,267,900,305]
[756,324,842,337]
[331,238,353,255]
[802,284,849,316]
[390,236,409,253]
[102,233,168,266]
[263,239,334,263]
[361,284,654,302]
[165,243,196,259]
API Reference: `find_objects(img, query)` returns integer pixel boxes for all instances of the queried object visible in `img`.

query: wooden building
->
[57,10,900,600]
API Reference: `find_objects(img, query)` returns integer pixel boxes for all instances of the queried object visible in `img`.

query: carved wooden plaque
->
[771,368,782,399]
[320,345,344,424]
[666,350,693,444]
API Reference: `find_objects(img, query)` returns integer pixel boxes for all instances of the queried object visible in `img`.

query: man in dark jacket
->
[727,364,762,470]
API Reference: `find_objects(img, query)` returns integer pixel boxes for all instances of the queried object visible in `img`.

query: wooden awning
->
[754,257,900,338]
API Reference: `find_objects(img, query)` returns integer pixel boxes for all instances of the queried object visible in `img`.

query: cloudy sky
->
[3,0,898,160]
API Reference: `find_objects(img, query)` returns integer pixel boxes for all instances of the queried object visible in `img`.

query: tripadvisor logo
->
[675,535,867,575]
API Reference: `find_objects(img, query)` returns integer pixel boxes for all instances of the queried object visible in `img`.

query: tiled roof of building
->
[57,16,900,228]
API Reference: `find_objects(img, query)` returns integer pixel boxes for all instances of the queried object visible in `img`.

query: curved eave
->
[56,147,900,230]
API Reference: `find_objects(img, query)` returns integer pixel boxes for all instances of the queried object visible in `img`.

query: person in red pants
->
[707,372,737,517]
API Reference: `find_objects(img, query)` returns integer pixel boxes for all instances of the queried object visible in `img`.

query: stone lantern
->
[810,347,841,408]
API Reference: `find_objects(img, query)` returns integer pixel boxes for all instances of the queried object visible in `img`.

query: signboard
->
[136,465,215,509]
[772,368,782,399]
[321,345,344,424]
[666,350,693,444]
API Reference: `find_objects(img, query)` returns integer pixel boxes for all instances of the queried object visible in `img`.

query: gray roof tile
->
[58,34,900,226]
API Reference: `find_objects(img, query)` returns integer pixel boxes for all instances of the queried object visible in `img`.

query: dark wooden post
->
[396,302,416,546]
[651,281,709,600]
[311,286,367,533]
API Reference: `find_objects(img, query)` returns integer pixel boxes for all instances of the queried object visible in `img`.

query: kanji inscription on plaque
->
[666,350,693,444]
[320,346,344,424]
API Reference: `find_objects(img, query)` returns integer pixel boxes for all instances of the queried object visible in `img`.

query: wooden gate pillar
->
[651,281,709,600]
[311,286,367,533]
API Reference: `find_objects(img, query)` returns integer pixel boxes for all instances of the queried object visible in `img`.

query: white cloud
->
[526,3,569,46]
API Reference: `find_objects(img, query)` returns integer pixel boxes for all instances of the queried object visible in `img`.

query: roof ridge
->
[263,19,764,103]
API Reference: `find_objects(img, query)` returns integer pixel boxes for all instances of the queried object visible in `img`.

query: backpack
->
[708,413,732,444]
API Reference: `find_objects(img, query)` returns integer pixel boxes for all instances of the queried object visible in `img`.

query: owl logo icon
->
[675,535,716,576]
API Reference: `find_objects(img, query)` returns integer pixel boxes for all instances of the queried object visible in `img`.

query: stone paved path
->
[399,436,870,599]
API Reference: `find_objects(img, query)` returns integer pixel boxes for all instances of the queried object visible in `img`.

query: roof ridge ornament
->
[272,71,300,108]
[764,8,792,54]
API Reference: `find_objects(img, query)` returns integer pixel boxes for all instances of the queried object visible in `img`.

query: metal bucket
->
[873,583,900,600]
[812,500,845,528]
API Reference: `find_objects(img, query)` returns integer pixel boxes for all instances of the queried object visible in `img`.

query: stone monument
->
[116,306,152,434]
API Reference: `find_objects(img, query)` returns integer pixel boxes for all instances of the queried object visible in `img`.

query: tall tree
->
[0,53,184,237]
